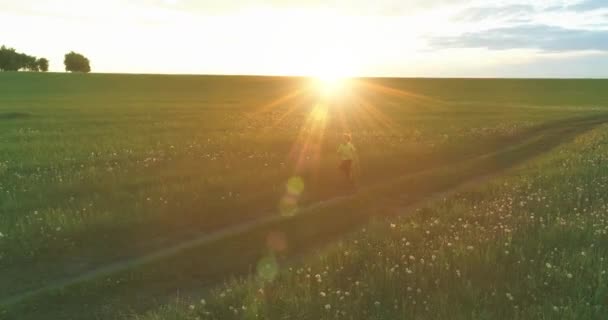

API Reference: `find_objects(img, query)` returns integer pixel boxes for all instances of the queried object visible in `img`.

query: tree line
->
[0,46,48,72]
[0,45,91,73]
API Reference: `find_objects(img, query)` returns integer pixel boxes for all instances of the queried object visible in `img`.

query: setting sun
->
[312,74,353,98]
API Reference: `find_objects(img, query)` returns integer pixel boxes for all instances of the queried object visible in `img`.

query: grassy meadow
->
[0,73,607,319]
[137,116,608,320]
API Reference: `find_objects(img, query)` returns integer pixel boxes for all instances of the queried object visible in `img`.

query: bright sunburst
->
[313,74,351,97]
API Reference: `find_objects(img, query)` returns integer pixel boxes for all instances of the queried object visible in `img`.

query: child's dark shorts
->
[340,160,352,175]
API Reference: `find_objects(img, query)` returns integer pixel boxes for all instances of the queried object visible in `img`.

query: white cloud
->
[533,7,608,30]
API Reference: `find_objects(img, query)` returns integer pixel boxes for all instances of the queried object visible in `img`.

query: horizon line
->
[1,71,607,80]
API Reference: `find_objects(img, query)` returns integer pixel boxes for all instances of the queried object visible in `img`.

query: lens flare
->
[280,176,306,217]
[257,255,279,282]
[286,176,305,195]
[310,104,328,123]
[266,231,288,252]
[279,194,299,217]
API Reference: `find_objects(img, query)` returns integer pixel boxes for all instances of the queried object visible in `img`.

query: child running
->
[337,133,357,187]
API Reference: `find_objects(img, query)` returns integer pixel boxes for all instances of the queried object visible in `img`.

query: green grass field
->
[1,73,607,319]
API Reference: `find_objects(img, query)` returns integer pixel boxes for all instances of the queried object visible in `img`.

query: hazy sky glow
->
[1,0,607,77]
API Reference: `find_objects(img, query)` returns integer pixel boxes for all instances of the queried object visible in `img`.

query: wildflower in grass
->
[390,223,396,228]
[567,273,573,279]
[320,291,326,297]
[374,301,380,307]
[0,232,4,238]
[546,263,552,269]
[200,299,206,305]
[189,305,195,310]
[506,293,514,301]
[325,304,331,310]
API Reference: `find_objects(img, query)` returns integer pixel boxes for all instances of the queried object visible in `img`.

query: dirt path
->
[2,114,608,320]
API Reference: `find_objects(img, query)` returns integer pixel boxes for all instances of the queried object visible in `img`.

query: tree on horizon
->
[37,58,49,72]
[64,51,91,73]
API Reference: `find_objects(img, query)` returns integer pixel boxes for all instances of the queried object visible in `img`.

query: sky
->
[1,0,607,77]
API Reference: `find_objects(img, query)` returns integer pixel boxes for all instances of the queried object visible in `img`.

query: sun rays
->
[314,75,350,98]
[255,77,442,216]
[257,78,441,173]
